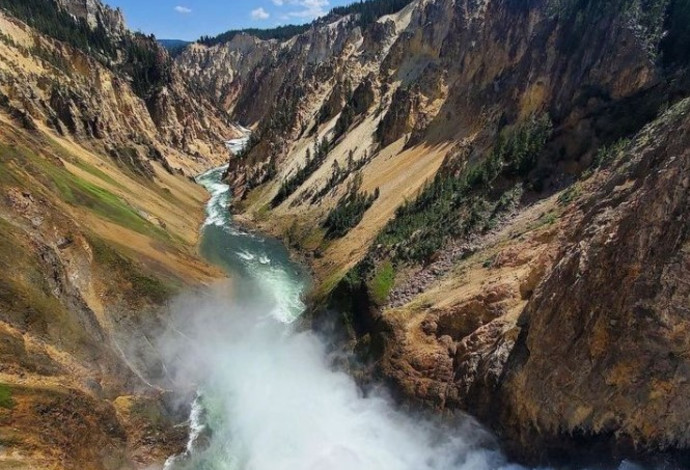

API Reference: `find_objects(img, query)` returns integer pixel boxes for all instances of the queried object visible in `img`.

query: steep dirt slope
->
[0,2,237,176]
[0,120,212,470]
[178,0,679,276]
[0,1,234,468]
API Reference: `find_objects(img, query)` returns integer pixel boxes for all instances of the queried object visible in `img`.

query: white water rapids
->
[159,132,644,470]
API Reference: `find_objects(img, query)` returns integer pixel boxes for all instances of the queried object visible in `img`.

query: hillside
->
[175,0,690,463]
[0,1,235,468]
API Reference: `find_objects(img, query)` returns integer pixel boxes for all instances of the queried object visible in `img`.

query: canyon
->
[0,0,689,468]
[177,0,690,465]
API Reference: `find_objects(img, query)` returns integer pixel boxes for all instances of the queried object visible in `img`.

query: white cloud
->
[290,0,329,19]
[251,0,330,24]
[275,0,330,19]
[174,5,191,14]
[251,7,270,20]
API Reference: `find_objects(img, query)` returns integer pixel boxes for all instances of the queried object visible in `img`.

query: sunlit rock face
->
[57,0,126,35]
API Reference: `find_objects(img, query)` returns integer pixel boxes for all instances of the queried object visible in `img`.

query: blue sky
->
[103,0,353,41]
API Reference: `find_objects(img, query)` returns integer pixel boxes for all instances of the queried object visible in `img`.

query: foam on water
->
[163,393,206,470]
[236,251,255,261]
[197,165,231,229]
[225,126,251,155]
[172,128,508,470]
[161,284,521,470]
[194,130,307,325]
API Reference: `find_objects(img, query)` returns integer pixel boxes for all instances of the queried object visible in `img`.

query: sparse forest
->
[199,24,312,47]
[197,0,414,46]
[376,115,553,262]
[272,137,331,207]
[0,0,116,57]
[323,173,379,239]
[0,0,172,102]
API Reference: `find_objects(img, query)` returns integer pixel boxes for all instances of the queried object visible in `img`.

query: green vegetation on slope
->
[0,384,14,409]
[0,0,172,101]
[273,137,331,207]
[158,39,190,57]
[368,261,396,305]
[71,159,124,189]
[88,235,175,305]
[323,173,379,239]
[0,144,169,241]
[199,24,312,47]
[327,0,413,29]
[121,35,172,102]
[311,150,371,205]
[376,115,553,262]
[0,0,116,56]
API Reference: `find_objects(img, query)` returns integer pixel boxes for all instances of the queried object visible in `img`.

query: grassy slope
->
[0,118,219,468]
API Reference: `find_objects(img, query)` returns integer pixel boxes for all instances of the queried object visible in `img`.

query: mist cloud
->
[156,281,523,470]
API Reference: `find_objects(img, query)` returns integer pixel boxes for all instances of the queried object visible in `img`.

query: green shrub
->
[311,150,371,205]
[558,185,581,206]
[592,138,630,169]
[368,261,396,305]
[0,384,14,409]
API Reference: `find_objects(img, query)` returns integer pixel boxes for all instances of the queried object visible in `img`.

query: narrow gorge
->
[0,0,689,469]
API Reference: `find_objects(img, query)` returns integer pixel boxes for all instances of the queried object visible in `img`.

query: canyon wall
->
[0,1,234,468]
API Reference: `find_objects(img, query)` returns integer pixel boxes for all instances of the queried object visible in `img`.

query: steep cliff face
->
[0,1,232,468]
[495,99,690,459]
[56,0,127,35]
[177,3,418,197]
[174,0,690,464]
[179,0,668,202]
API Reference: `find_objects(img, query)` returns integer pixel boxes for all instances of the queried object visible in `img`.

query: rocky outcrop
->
[0,3,236,177]
[56,0,126,35]
[176,7,414,197]
[0,2,232,468]
[495,99,690,460]
[174,0,674,215]
[376,86,419,146]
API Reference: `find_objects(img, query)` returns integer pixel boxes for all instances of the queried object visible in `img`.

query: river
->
[159,135,639,470]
